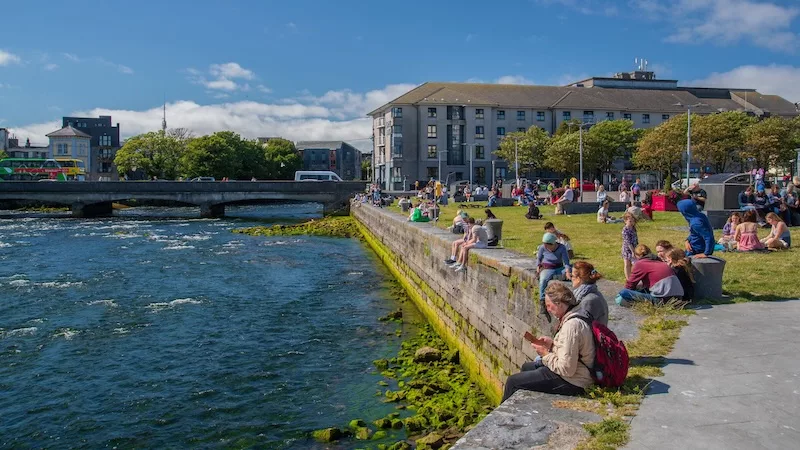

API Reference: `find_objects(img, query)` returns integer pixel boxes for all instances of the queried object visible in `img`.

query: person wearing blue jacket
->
[678,199,714,258]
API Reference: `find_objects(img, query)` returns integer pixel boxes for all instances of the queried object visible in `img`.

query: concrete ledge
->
[451,390,600,450]
[562,201,627,215]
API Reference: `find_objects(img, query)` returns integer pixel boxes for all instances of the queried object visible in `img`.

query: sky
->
[1,0,799,150]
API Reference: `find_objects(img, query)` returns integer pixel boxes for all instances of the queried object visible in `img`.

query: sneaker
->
[454,265,466,272]
[444,258,456,265]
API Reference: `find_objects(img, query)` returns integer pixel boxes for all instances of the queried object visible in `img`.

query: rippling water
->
[0,204,420,448]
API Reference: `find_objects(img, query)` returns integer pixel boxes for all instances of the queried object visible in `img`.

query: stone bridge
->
[0,181,365,217]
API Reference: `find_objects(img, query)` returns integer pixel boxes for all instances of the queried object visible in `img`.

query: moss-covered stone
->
[387,441,412,450]
[374,418,392,429]
[233,216,361,239]
[354,426,373,440]
[416,432,445,449]
[312,427,342,442]
[373,359,389,370]
[349,419,367,429]
[390,419,404,429]
[372,430,388,440]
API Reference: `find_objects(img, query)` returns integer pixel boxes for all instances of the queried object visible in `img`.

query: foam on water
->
[0,242,13,248]
[2,327,38,338]
[8,279,31,287]
[146,298,203,312]
[163,244,195,250]
[53,328,79,340]
[40,281,84,289]
[87,299,118,307]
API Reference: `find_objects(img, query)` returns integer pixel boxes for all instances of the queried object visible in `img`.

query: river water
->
[0,204,420,448]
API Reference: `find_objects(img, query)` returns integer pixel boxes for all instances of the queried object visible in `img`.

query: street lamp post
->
[572,121,593,203]
[491,159,496,190]
[462,143,474,200]
[674,102,706,188]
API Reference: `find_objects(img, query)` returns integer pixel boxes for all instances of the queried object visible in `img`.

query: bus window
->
[43,160,59,168]
[0,160,11,167]
[59,160,76,167]
[77,161,86,169]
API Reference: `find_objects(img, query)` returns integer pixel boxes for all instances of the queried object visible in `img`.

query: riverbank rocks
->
[373,359,389,370]
[386,441,412,450]
[413,346,441,362]
[354,427,372,440]
[348,419,367,428]
[416,432,445,449]
[312,427,343,442]
[379,309,403,321]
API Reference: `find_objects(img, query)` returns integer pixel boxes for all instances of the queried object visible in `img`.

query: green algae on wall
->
[233,216,361,238]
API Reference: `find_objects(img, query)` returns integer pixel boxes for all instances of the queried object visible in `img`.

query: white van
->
[294,171,343,182]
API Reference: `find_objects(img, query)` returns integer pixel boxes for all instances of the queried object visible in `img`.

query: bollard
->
[691,256,726,300]
[484,219,503,247]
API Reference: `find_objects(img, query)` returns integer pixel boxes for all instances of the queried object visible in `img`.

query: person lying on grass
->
[503,283,595,401]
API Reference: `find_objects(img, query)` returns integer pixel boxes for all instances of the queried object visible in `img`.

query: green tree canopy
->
[743,116,796,170]
[361,158,372,181]
[263,138,301,179]
[544,132,581,175]
[632,114,689,176]
[585,119,641,174]
[114,131,188,179]
[493,126,550,176]
[691,111,755,173]
[179,131,265,179]
[554,119,583,136]
[0,149,8,160]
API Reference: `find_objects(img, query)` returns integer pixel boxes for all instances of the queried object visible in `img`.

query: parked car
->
[191,177,216,182]
[294,171,343,181]
[671,178,701,190]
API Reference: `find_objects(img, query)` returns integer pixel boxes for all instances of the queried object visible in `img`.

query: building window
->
[99,135,112,146]
[517,127,526,132]
[99,148,114,158]
[475,126,484,139]
[376,117,385,127]
[537,111,545,121]
[427,167,438,180]
[428,144,437,159]
[392,142,403,157]
[623,113,632,120]
[662,114,670,120]
[606,112,615,120]
[475,109,484,119]
[393,125,402,134]
[475,145,485,159]
[427,125,437,138]
[392,107,402,118]
[583,111,594,122]
[563,111,571,121]
[99,162,113,173]
[497,127,505,136]
[392,167,402,182]
[642,114,650,124]
[427,107,437,118]
[57,143,69,155]
[517,110,525,120]
[497,110,505,120]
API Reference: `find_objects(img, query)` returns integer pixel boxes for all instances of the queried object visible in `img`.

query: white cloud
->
[495,75,535,85]
[534,0,617,16]
[188,62,256,91]
[257,84,273,94]
[0,49,21,66]
[62,53,80,62]
[44,63,59,71]
[690,64,800,103]
[7,84,416,147]
[209,62,254,80]
[61,53,134,74]
[631,0,800,52]
[465,33,475,42]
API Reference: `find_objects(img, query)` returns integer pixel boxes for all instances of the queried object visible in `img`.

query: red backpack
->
[573,317,629,388]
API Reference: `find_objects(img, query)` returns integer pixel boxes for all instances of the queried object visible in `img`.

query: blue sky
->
[1,0,799,147]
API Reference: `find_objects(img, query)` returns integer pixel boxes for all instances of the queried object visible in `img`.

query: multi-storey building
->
[3,135,49,159]
[368,70,800,190]
[62,115,121,180]
[46,125,92,173]
[295,141,363,180]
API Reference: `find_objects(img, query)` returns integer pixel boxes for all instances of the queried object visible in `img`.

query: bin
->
[691,256,726,300]
[484,219,503,246]
[429,206,440,220]
[400,201,410,213]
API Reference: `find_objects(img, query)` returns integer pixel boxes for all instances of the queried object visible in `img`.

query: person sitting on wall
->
[544,222,574,258]
[452,219,489,272]
[616,244,684,306]
[554,186,575,215]
[684,181,707,211]
[596,185,608,204]
[502,283,595,401]
[445,217,474,265]
[677,199,714,258]
[535,232,572,311]
[449,209,468,234]
[571,261,608,326]
[739,186,757,212]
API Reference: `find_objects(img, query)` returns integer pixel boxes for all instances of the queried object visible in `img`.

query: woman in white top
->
[596,185,607,204]
[597,200,612,223]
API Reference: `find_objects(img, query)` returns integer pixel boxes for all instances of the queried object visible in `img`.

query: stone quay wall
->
[352,205,550,404]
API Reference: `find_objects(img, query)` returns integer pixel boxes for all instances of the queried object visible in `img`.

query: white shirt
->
[564,188,575,202]
[472,225,489,243]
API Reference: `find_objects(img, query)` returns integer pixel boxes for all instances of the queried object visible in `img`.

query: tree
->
[263,138,301,179]
[179,131,265,179]
[0,149,7,160]
[361,158,372,181]
[743,117,795,170]
[493,126,549,176]
[114,131,187,179]
[691,111,755,173]
[554,119,582,136]
[543,132,581,175]
[585,119,640,174]
[632,114,688,177]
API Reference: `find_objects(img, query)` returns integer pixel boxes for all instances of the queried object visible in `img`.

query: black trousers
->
[502,361,585,402]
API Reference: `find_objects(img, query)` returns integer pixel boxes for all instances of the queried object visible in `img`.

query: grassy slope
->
[414,203,799,301]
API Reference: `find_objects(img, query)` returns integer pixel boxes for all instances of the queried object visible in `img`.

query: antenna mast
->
[161,96,167,133]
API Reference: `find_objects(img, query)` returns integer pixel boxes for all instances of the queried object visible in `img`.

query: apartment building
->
[63,115,121,180]
[368,70,800,190]
[295,141,363,180]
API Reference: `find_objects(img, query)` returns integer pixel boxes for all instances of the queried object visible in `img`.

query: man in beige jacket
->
[502,283,595,401]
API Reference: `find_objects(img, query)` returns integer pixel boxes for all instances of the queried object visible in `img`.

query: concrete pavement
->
[626,301,800,450]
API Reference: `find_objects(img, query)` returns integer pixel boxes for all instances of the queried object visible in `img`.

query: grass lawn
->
[402,203,800,301]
